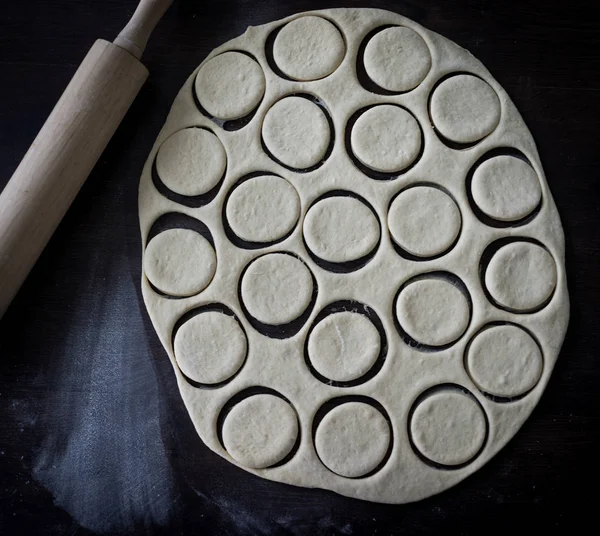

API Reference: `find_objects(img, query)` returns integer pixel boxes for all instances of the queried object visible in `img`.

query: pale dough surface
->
[138,8,569,504]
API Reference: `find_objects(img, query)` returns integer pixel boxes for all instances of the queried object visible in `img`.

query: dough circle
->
[222,394,298,469]
[472,155,542,221]
[430,74,501,144]
[241,253,314,325]
[174,311,247,384]
[364,26,431,92]
[388,186,461,257]
[273,16,345,81]
[262,96,331,169]
[396,277,470,346]
[351,105,422,173]
[485,241,557,312]
[226,175,300,243]
[410,388,487,466]
[303,196,380,264]
[466,324,543,398]
[315,402,390,478]
[194,51,266,120]
[143,229,216,297]
[156,128,226,197]
[308,311,380,382]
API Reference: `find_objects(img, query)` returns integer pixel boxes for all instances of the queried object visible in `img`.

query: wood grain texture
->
[0,0,599,534]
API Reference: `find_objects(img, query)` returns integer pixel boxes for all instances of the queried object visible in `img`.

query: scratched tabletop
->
[1,0,599,534]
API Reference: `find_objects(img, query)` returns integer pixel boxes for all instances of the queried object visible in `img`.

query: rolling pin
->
[0,0,173,319]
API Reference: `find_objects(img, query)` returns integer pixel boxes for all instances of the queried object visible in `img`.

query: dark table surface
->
[1,0,599,534]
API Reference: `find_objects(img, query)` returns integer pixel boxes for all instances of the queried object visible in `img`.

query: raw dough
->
[351,105,422,173]
[396,278,470,346]
[388,186,461,257]
[156,128,226,196]
[466,324,542,398]
[225,175,300,243]
[308,312,380,382]
[273,16,345,81]
[303,196,380,263]
[315,402,390,478]
[174,311,247,385]
[364,26,431,92]
[139,8,569,505]
[222,394,298,469]
[485,241,557,311]
[194,51,266,120]
[430,74,501,144]
[262,96,331,169]
[240,253,313,325]
[143,229,216,297]
[472,155,542,221]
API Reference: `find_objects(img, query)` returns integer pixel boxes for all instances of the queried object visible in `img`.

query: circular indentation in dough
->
[350,105,422,174]
[303,194,380,267]
[466,324,543,398]
[156,128,226,197]
[410,387,487,467]
[240,253,314,325]
[225,175,300,245]
[144,228,216,297]
[395,275,470,347]
[174,310,247,385]
[308,312,380,382]
[262,96,332,170]
[315,401,391,478]
[472,155,542,222]
[194,51,266,121]
[364,26,431,92]
[388,185,461,258]
[485,241,557,312]
[430,74,501,144]
[222,393,299,469]
[273,16,345,81]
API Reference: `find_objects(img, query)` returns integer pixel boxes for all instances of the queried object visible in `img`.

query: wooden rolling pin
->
[0,0,173,319]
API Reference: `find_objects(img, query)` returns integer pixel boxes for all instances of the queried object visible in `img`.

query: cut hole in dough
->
[472,155,542,222]
[430,74,501,144]
[350,105,422,173]
[226,175,300,244]
[315,401,390,478]
[410,387,487,467]
[303,195,380,264]
[240,253,314,325]
[262,96,331,170]
[485,241,557,312]
[222,393,298,469]
[174,310,247,385]
[364,26,431,92]
[273,16,345,81]
[144,229,216,297]
[308,312,380,382]
[195,51,266,120]
[466,324,543,398]
[388,186,461,258]
[156,128,226,197]
[395,276,470,347]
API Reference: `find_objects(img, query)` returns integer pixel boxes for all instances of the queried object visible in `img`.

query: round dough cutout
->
[156,128,226,197]
[195,51,266,120]
[144,229,216,297]
[226,175,300,243]
[430,74,501,144]
[222,394,298,469]
[273,16,345,81]
[315,401,390,478]
[364,26,431,92]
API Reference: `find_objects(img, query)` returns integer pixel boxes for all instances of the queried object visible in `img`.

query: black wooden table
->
[1,1,598,534]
